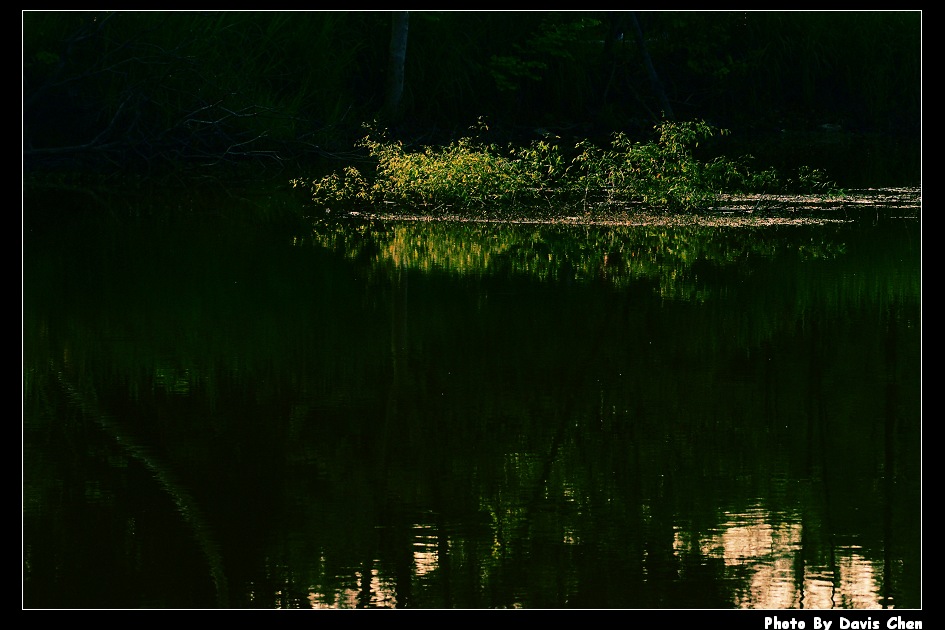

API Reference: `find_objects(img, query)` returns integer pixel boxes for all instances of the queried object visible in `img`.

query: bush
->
[291,119,838,214]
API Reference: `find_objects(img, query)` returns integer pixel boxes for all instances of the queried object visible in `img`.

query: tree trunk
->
[383,11,410,123]
[630,12,675,121]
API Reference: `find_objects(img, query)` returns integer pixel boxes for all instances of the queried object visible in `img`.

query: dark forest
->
[22,11,921,186]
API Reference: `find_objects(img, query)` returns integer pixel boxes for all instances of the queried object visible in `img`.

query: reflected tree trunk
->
[881,308,898,609]
[358,557,375,607]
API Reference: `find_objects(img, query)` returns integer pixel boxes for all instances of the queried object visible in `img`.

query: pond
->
[22,186,921,610]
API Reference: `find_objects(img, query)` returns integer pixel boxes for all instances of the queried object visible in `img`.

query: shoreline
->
[318,187,921,228]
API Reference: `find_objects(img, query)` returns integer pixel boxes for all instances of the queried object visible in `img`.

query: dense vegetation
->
[292,119,837,213]
[23,11,921,190]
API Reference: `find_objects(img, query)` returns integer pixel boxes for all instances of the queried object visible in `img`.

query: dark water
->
[22,188,921,610]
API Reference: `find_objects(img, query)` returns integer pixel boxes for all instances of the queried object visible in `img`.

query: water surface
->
[22,188,921,609]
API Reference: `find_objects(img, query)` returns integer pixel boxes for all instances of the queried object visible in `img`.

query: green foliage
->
[742,12,921,128]
[293,119,559,209]
[23,11,385,174]
[24,11,918,185]
[292,119,836,213]
[488,15,602,91]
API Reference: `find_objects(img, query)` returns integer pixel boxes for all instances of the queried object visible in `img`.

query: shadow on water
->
[23,185,921,609]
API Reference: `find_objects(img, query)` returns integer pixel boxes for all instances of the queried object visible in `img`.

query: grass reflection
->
[306,218,833,291]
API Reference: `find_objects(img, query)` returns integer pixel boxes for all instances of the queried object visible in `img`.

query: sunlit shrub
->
[292,119,839,213]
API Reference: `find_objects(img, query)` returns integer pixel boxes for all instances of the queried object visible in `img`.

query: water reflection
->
[23,191,920,609]
[674,506,885,609]
[302,217,852,293]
